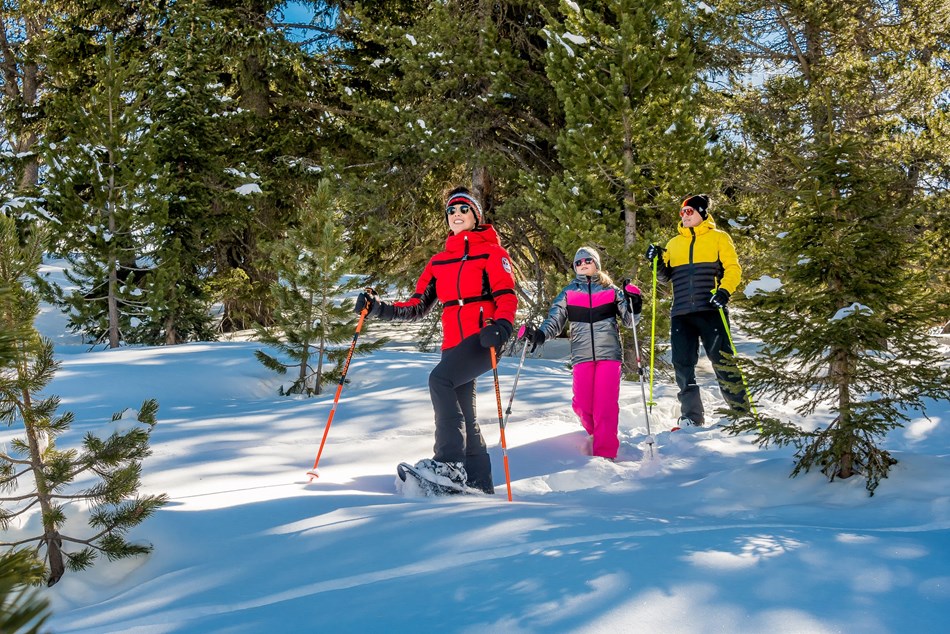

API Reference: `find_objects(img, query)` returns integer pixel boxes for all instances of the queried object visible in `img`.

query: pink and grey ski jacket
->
[538,275,638,365]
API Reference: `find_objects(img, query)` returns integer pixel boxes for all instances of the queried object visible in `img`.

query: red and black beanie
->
[445,188,484,226]
[681,194,709,219]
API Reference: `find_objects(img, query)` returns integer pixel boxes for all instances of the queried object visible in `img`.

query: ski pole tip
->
[306,469,320,481]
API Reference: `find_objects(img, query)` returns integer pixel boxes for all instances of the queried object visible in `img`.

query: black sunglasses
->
[446,204,473,215]
[574,257,595,267]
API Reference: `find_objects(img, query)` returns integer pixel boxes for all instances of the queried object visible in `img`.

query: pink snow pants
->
[571,360,621,459]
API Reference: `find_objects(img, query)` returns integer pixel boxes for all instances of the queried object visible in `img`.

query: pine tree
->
[255,179,386,395]
[718,0,950,494]
[0,213,168,585]
[0,273,48,629]
[0,549,50,633]
[333,0,564,299]
[143,0,238,344]
[42,34,169,348]
[540,0,718,281]
[196,0,334,333]
[0,1,52,194]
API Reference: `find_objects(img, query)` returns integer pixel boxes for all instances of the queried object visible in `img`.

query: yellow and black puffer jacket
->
[655,215,741,317]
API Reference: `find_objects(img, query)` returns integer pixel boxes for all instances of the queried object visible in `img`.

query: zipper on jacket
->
[586,276,596,362]
[456,236,469,339]
[687,229,697,311]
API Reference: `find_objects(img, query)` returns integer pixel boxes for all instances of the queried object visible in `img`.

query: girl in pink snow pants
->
[524,246,642,459]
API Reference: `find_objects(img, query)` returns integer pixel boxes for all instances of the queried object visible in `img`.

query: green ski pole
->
[714,292,760,431]
[648,256,659,413]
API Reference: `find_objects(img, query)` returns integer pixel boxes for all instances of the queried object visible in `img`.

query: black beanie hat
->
[681,194,709,219]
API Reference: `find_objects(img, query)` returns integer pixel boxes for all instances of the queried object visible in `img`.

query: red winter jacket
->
[373,225,518,350]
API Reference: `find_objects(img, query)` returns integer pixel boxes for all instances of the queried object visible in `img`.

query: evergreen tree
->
[0,549,50,633]
[333,0,564,301]
[718,0,950,494]
[255,179,385,395]
[42,34,168,348]
[0,277,47,629]
[540,0,718,282]
[0,213,168,585]
[143,0,238,344]
[196,0,333,332]
[0,1,51,194]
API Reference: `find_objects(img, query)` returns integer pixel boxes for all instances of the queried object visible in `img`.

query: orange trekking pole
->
[490,344,514,502]
[307,306,369,481]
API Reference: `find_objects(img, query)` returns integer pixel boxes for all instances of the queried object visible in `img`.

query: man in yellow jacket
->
[645,195,750,427]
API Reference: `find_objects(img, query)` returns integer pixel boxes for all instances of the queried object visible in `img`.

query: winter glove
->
[710,288,731,309]
[529,328,545,353]
[479,319,513,349]
[644,244,664,262]
[519,324,546,353]
[623,283,643,315]
[354,287,379,315]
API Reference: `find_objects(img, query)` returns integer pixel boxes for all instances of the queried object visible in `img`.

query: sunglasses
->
[446,204,473,216]
[680,207,697,217]
[574,257,595,267]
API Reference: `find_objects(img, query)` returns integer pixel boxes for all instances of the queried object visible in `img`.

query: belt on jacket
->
[443,288,515,307]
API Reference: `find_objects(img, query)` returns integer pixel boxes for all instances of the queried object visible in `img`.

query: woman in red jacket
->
[355,187,518,494]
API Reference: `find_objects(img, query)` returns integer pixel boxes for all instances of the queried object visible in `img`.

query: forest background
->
[1,0,949,614]
[2,0,947,347]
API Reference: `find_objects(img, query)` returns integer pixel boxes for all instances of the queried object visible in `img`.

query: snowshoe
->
[396,460,467,496]
[671,416,703,432]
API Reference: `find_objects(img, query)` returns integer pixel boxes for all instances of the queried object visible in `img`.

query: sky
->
[275,2,315,24]
[271,2,319,42]
[4,259,950,633]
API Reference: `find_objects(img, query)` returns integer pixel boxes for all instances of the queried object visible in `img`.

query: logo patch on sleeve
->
[501,257,512,274]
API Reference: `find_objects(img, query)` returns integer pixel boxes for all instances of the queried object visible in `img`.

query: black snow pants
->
[671,309,749,425]
[429,332,495,494]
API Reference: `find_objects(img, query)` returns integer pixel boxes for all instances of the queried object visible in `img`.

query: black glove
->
[354,287,379,315]
[644,244,664,262]
[479,319,513,349]
[623,282,643,315]
[519,324,546,352]
[529,328,545,352]
[710,288,730,309]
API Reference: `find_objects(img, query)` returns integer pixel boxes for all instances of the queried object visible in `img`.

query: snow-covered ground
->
[4,261,949,633]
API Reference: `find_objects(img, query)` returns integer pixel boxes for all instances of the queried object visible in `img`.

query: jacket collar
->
[443,224,500,252]
[678,214,715,237]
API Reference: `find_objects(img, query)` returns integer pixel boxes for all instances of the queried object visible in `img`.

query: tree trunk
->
[164,314,179,345]
[0,13,44,192]
[44,533,65,586]
[21,390,65,585]
[315,335,325,397]
[621,109,637,249]
[830,346,854,479]
[237,3,271,118]
[108,262,120,348]
[472,166,493,218]
[107,137,120,348]
[304,290,317,394]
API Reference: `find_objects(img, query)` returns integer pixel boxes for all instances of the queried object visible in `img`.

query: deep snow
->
[3,261,949,633]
